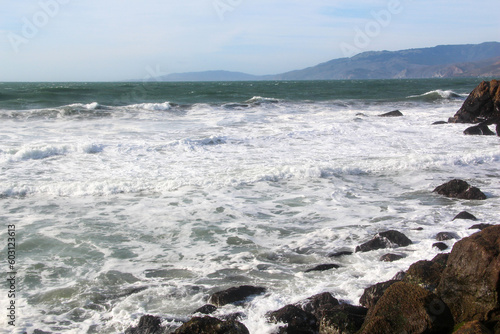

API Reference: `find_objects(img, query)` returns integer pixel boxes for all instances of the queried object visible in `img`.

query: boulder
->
[173,316,249,334]
[359,280,400,309]
[379,253,405,262]
[378,110,403,117]
[268,304,318,333]
[464,123,496,135]
[453,211,478,221]
[319,304,368,334]
[125,315,166,334]
[295,292,339,319]
[433,242,449,251]
[437,225,500,324]
[328,251,353,258]
[403,257,447,292]
[433,179,487,200]
[436,232,461,241]
[453,320,493,334]
[448,80,500,123]
[305,264,340,273]
[194,304,217,315]
[208,285,266,306]
[356,230,412,253]
[358,282,454,334]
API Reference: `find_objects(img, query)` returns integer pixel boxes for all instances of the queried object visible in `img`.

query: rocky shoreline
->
[123,80,499,334]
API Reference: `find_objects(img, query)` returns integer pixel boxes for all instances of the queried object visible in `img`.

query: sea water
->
[0,79,498,333]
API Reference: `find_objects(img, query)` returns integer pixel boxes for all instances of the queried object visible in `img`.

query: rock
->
[469,223,493,230]
[378,110,403,117]
[453,211,478,221]
[173,316,249,334]
[125,315,166,334]
[464,123,496,135]
[268,304,318,334]
[359,280,400,309]
[436,232,461,241]
[208,285,266,306]
[328,251,353,258]
[379,253,405,262]
[403,258,447,292]
[437,225,500,324]
[319,304,368,334]
[433,179,487,200]
[194,304,217,315]
[305,264,340,273]
[432,121,448,125]
[392,271,406,281]
[433,242,449,251]
[358,282,454,334]
[453,320,493,334]
[355,230,412,253]
[296,292,339,319]
[449,80,500,124]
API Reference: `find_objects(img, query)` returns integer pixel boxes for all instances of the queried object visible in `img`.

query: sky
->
[1,0,499,81]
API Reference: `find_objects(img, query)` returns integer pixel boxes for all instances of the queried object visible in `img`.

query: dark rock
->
[319,304,368,334]
[355,230,412,253]
[268,304,318,334]
[328,251,353,258]
[453,211,478,221]
[453,320,493,334]
[359,280,400,309]
[469,223,493,230]
[449,80,500,124]
[194,304,217,315]
[431,253,449,266]
[378,110,403,117]
[296,292,339,319]
[208,285,266,306]
[358,282,454,334]
[379,253,405,262]
[436,232,461,241]
[173,316,249,334]
[432,121,448,125]
[305,264,340,273]
[464,123,496,135]
[403,259,447,292]
[437,225,500,324]
[125,315,166,334]
[433,179,487,200]
[433,242,449,251]
[392,271,406,280]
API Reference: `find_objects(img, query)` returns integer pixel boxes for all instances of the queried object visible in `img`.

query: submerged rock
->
[305,264,340,273]
[449,80,500,124]
[433,179,487,200]
[453,211,478,221]
[379,253,405,262]
[356,230,412,253]
[194,304,217,315]
[173,316,249,334]
[328,250,353,258]
[378,110,403,117]
[208,285,266,306]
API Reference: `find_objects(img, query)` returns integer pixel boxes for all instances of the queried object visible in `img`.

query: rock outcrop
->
[449,80,500,124]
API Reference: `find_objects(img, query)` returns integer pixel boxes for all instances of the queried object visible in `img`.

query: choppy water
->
[0,79,498,333]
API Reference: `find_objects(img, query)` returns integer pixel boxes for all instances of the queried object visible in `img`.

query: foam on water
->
[0,90,499,333]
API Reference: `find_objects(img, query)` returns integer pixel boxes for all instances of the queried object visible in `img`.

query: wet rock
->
[328,251,353,258]
[469,223,493,230]
[379,253,405,262]
[305,264,340,273]
[464,123,496,135]
[268,304,318,334]
[378,110,403,117]
[433,179,487,200]
[436,232,461,241]
[453,211,478,221]
[449,80,500,124]
[359,280,399,309]
[319,304,368,334]
[437,225,500,324]
[432,121,448,125]
[433,242,449,251]
[392,271,406,281]
[194,304,217,315]
[208,285,266,306]
[296,292,339,319]
[355,230,412,253]
[125,315,166,334]
[358,282,454,334]
[173,316,249,334]
[403,258,447,292]
[453,320,493,334]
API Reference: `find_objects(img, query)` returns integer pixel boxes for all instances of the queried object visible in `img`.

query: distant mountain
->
[151,42,500,81]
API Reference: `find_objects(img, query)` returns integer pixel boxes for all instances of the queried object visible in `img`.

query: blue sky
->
[1,0,499,81]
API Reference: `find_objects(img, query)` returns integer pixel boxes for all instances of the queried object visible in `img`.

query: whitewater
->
[0,80,498,333]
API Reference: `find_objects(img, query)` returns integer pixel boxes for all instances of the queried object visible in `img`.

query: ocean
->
[0,79,498,333]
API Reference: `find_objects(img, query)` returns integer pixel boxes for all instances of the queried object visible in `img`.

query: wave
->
[406,90,467,102]
[126,102,173,111]
[245,96,280,104]
[2,143,104,162]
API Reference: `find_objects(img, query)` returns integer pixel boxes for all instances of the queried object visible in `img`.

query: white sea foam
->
[127,101,172,111]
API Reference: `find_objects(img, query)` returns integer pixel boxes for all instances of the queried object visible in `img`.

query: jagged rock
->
[268,304,318,334]
[433,242,449,251]
[173,316,249,334]
[453,320,493,334]
[125,315,166,334]
[433,179,487,200]
[449,80,500,123]
[319,304,368,334]
[453,211,478,221]
[436,232,461,241]
[379,253,405,262]
[469,223,493,230]
[403,257,447,292]
[194,304,217,315]
[208,285,266,306]
[305,264,340,273]
[437,225,500,324]
[378,110,403,117]
[295,292,339,319]
[358,282,454,334]
[359,280,400,309]
[328,251,353,258]
[355,230,412,253]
